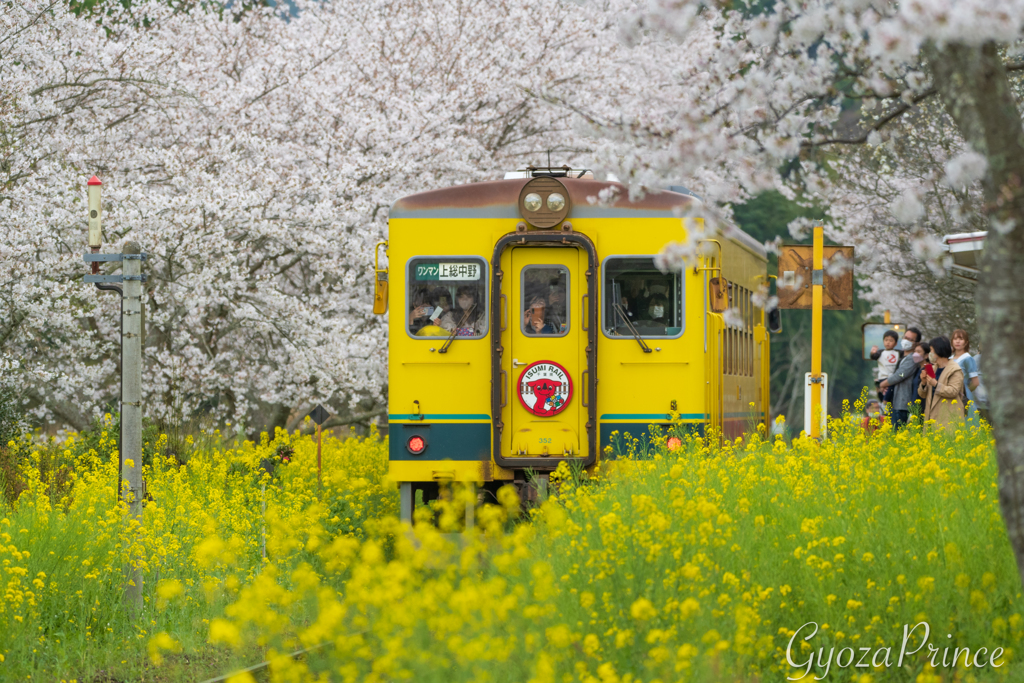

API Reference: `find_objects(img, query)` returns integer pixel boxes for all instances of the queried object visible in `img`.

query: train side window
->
[521,265,569,336]
[406,256,488,339]
[602,256,684,339]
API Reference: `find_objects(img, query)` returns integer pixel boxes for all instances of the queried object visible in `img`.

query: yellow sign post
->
[777,227,855,439]
[810,226,824,439]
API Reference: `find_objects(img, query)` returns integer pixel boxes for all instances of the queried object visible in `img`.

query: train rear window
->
[522,265,569,337]
[407,257,488,339]
[603,256,683,338]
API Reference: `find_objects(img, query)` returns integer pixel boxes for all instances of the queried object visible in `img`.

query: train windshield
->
[603,256,683,338]
[407,257,488,338]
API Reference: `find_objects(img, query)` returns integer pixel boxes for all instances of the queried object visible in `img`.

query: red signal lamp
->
[407,435,426,455]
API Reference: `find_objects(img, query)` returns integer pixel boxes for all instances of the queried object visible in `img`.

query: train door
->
[507,247,582,456]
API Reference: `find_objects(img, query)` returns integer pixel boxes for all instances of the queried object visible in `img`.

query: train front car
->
[384,171,770,522]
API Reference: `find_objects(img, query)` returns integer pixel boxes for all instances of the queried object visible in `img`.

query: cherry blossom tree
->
[828,99,985,336]
[1,0,601,432]
[556,0,1024,583]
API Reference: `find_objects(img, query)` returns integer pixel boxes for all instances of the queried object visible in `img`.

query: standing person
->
[879,327,922,410]
[879,339,925,430]
[910,341,931,420]
[950,329,980,423]
[973,342,990,424]
[861,399,884,435]
[870,330,901,404]
[918,336,965,430]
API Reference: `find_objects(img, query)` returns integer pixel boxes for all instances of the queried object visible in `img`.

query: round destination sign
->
[516,360,573,417]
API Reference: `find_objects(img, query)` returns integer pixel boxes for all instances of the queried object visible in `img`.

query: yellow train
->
[373,168,776,520]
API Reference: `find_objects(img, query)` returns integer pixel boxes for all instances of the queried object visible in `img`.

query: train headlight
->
[518,176,571,229]
[406,435,426,455]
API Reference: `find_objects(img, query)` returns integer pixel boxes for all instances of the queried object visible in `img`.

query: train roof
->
[389,178,767,260]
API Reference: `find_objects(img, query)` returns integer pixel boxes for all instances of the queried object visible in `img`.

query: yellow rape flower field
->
[0,412,1021,682]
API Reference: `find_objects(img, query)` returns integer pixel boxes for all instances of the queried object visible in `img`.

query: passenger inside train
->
[522,266,568,336]
[407,257,487,338]
[605,257,682,337]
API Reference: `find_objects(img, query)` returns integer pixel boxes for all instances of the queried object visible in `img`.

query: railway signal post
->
[82,176,147,613]
[308,404,331,493]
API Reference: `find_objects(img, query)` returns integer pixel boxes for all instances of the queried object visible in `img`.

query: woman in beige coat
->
[918,336,965,429]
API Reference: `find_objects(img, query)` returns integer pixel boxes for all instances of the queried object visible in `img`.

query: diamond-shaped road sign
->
[308,404,331,426]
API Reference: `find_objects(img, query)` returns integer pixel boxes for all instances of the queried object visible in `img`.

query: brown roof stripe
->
[390,178,698,215]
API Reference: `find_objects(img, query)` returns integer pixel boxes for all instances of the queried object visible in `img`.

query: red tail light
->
[407,435,426,454]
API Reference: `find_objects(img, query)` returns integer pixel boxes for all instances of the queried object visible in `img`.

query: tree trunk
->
[929,42,1024,586]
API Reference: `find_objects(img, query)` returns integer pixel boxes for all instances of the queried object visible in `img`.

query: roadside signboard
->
[778,244,854,310]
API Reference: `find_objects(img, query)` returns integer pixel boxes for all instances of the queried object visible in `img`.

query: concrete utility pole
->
[122,241,144,613]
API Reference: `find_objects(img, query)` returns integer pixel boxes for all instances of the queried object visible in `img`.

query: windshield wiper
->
[438,304,476,354]
[612,303,651,353]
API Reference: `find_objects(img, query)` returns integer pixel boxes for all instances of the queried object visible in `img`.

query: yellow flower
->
[147,631,181,665]
[156,579,184,601]
[208,618,242,648]
[679,597,700,619]
[630,598,658,620]
[701,629,722,645]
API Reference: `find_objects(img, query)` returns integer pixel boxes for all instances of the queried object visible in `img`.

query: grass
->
[0,412,1019,682]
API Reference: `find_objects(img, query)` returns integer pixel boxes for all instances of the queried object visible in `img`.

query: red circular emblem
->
[516,360,573,417]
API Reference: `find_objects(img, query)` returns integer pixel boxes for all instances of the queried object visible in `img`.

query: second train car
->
[374,168,774,520]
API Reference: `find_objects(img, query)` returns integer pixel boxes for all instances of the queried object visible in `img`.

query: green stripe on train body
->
[389,422,491,461]
[388,413,490,421]
[599,421,706,459]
